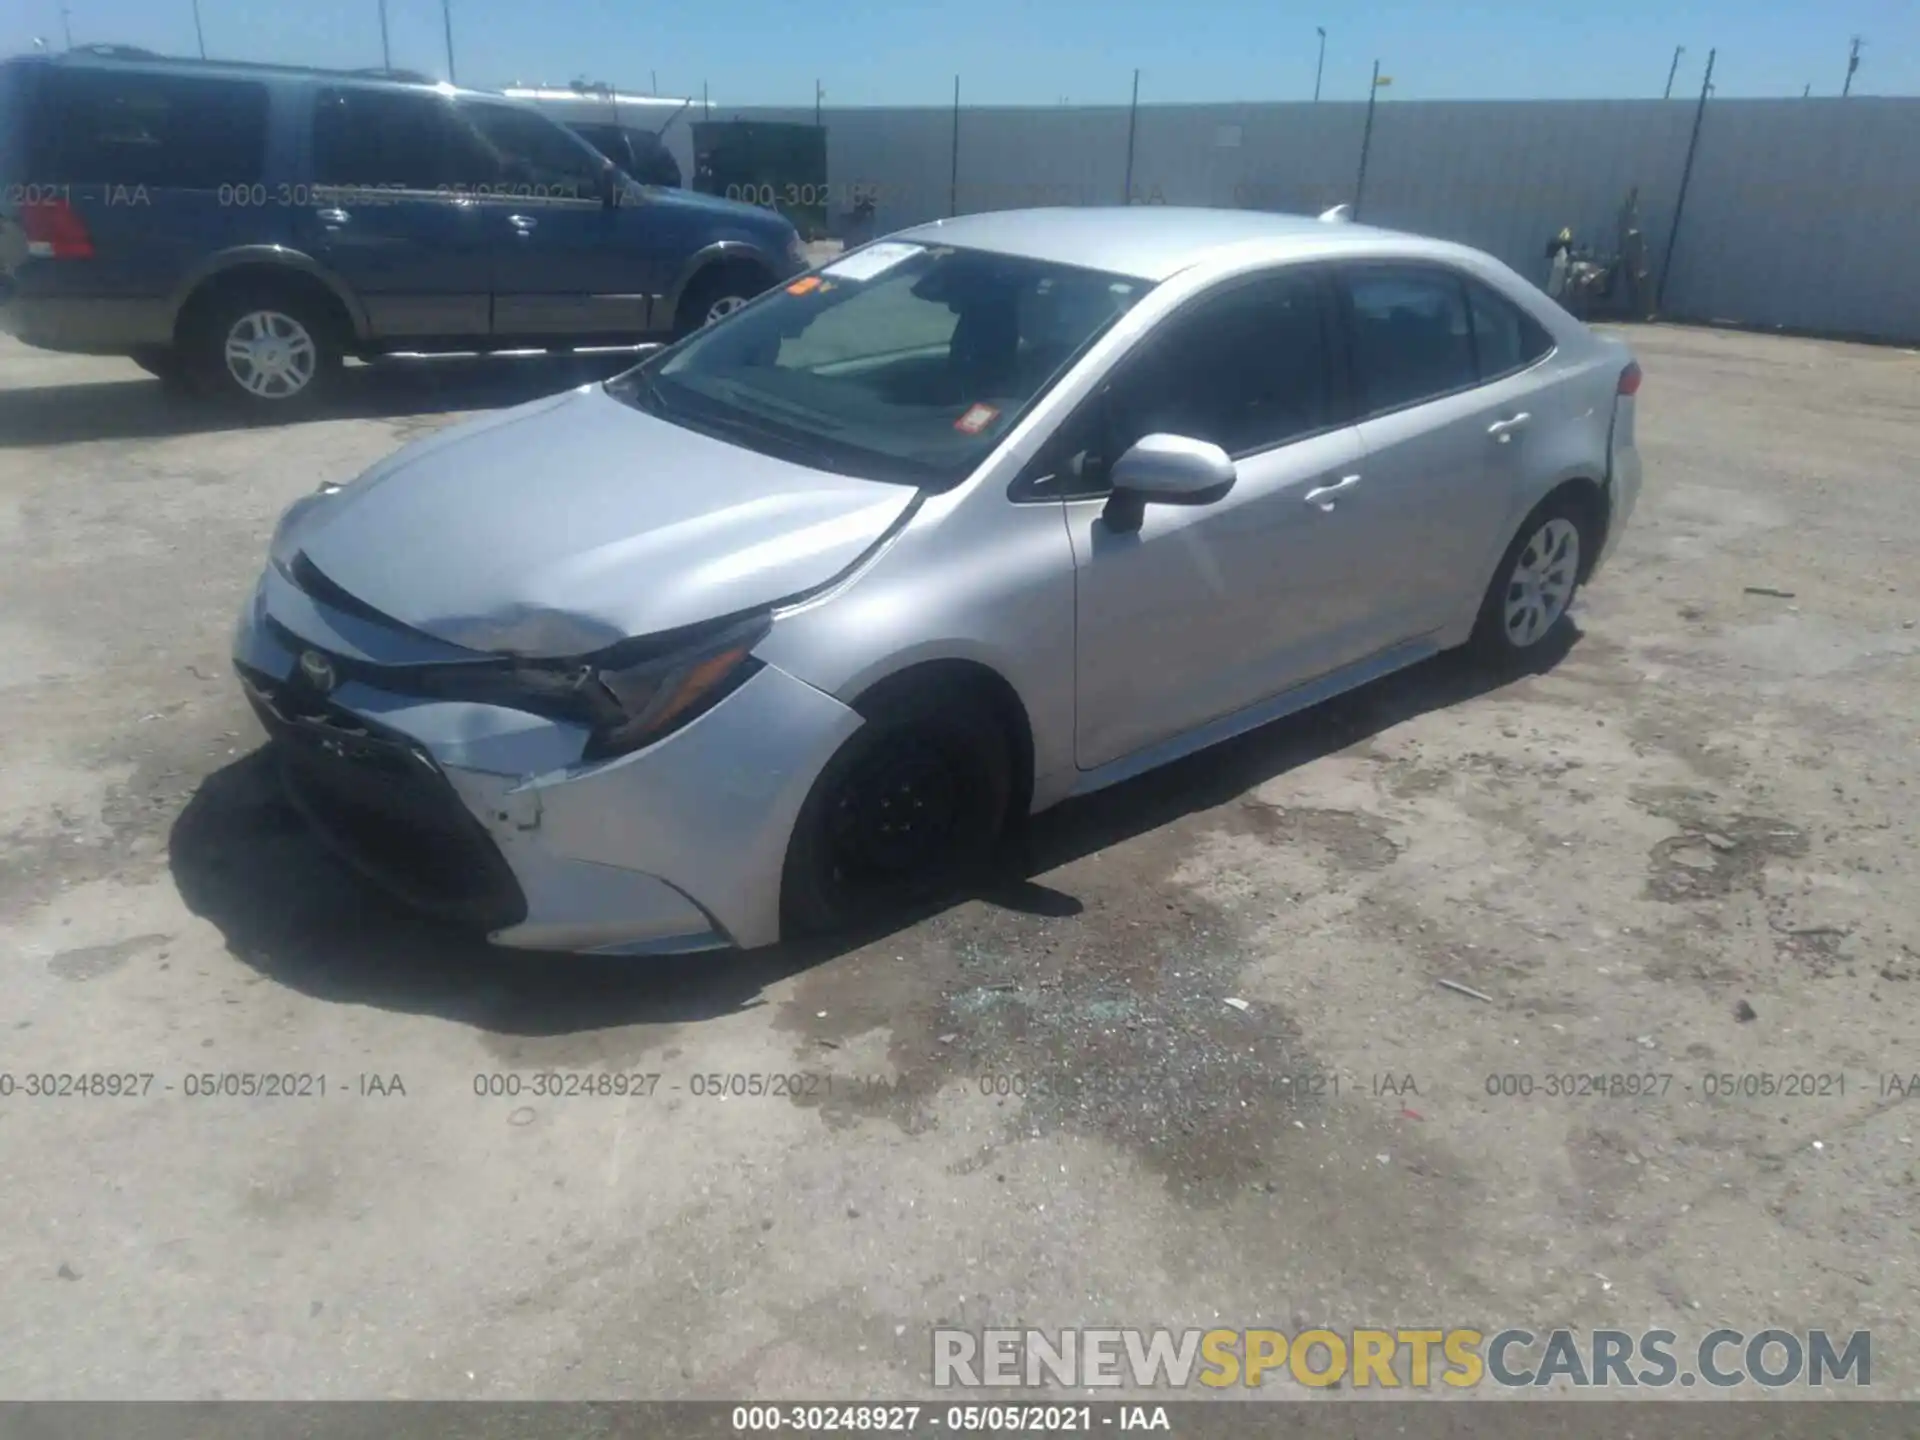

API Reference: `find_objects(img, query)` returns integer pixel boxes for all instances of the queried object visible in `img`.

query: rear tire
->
[780,683,1011,939]
[1467,492,1591,670]
[672,264,770,340]
[183,283,342,411]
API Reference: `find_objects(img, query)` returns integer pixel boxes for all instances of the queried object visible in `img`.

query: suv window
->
[1467,280,1554,379]
[456,101,607,199]
[24,68,269,188]
[568,122,637,172]
[312,87,462,191]
[1347,268,1478,414]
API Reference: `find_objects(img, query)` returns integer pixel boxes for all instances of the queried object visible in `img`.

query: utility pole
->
[1354,59,1382,218]
[1803,82,1810,97]
[1664,45,1684,98]
[1314,26,1326,101]
[192,0,207,56]
[377,0,391,69]
[1123,68,1140,202]
[441,0,457,83]
[650,69,658,95]
[948,74,961,217]
[1843,36,1863,97]
[1657,46,1715,312]
[59,0,73,48]
[815,80,823,127]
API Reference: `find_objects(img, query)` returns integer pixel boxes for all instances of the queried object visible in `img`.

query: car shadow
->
[167,632,1577,1038]
[0,350,650,449]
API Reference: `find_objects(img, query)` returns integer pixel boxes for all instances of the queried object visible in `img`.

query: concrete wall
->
[701,96,1920,343]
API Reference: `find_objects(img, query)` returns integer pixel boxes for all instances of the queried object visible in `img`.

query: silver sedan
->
[233,207,1643,954]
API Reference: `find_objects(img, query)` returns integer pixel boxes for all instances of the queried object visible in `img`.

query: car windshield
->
[606,243,1148,486]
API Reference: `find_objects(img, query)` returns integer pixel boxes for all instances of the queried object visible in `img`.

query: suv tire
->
[183,283,342,410]
[672,264,770,340]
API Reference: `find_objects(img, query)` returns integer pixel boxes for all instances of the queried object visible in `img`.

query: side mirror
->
[1102,433,1236,534]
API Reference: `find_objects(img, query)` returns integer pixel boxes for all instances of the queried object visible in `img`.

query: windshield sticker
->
[953,403,1001,435]
[785,275,823,296]
[822,242,925,282]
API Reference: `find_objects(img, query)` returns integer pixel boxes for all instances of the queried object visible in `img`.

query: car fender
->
[169,245,372,342]
[659,239,782,330]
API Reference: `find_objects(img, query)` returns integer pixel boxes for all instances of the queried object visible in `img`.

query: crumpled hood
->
[291,384,916,658]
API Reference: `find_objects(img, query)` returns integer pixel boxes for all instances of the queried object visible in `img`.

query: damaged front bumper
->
[233,569,861,955]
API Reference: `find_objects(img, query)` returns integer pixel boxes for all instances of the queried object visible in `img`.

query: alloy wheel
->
[1503,516,1580,648]
[224,309,318,399]
[703,295,748,325]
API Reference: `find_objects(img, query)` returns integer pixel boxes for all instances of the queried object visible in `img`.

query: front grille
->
[240,664,528,932]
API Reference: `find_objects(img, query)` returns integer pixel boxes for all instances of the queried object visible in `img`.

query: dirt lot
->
[0,324,1915,1401]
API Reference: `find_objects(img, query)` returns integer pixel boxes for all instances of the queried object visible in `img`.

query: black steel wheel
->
[780,684,1011,939]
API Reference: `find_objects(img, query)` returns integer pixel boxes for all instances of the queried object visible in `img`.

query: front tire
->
[780,684,1011,939]
[1467,494,1590,669]
[184,286,341,410]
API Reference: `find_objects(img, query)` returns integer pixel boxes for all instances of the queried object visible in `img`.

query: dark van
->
[0,47,804,406]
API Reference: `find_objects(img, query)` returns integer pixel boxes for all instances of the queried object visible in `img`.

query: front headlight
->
[580,615,771,762]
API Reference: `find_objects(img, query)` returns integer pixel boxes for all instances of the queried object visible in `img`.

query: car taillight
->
[1617,361,1643,397]
[21,198,94,259]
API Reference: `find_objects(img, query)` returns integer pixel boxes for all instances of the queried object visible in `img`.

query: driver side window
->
[1030,269,1336,498]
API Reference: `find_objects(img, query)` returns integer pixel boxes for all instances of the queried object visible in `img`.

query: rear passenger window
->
[1347,269,1477,415]
[24,69,269,188]
[1467,281,1554,379]
[312,88,463,191]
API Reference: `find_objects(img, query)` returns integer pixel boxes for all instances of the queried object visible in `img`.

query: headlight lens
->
[580,615,770,762]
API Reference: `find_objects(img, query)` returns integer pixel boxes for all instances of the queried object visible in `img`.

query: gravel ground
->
[0,323,1915,1401]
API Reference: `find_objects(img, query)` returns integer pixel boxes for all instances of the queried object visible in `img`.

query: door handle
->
[1487,412,1531,442]
[1304,474,1360,511]
[507,213,538,233]
[315,208,350,227]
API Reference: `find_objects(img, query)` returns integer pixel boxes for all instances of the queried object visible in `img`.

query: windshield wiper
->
[712,380,849,433]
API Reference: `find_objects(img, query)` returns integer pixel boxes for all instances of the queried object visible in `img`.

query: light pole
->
[1314,27,1326,102]
[191,0,207,56]
[377,0,391,68]
[441,0,457,83]
[1664,45,1684,98]
[1843,36,1863,97]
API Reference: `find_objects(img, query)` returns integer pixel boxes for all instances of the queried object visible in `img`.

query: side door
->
[451,99,652,341]
[299,86,491,342]
[1337,264,1549,645]
[1043,268,1372,772]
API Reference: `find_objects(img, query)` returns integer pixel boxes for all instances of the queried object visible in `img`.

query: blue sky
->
[7,0,1916,104]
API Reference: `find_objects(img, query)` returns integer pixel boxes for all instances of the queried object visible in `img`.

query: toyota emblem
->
[298,650,337,693]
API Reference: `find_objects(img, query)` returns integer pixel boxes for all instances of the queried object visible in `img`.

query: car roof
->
[4,46,490,99]
[891,206,1429,282]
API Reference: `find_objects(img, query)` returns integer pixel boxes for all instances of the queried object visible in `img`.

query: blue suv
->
[0,47,805,406]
